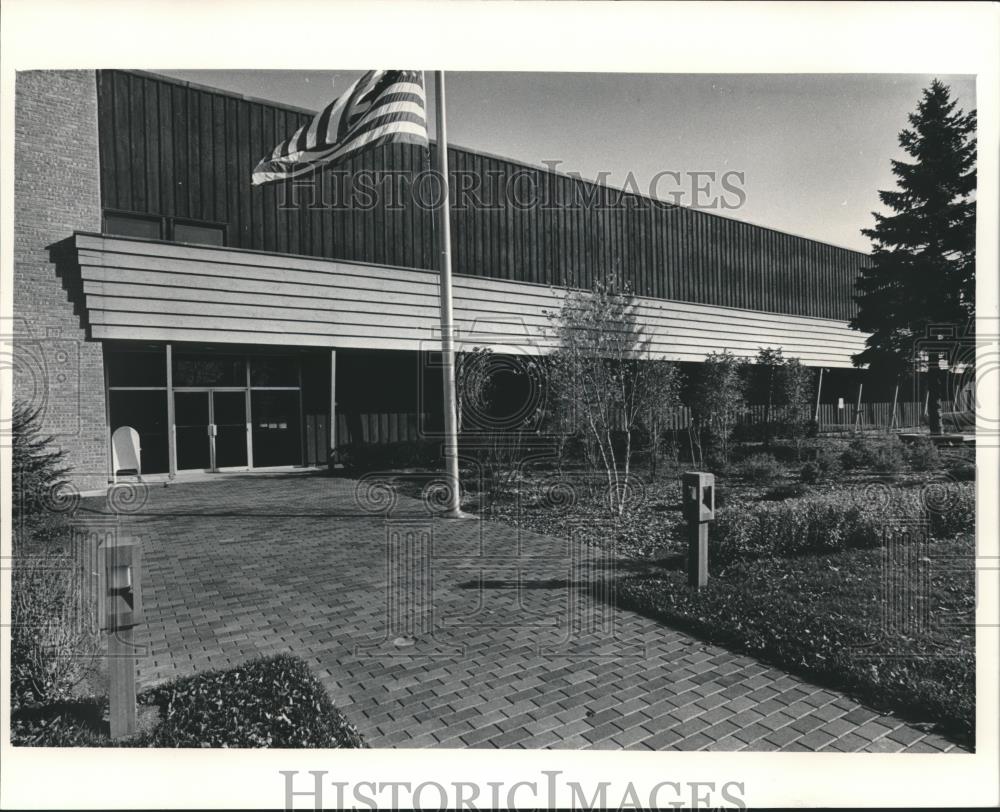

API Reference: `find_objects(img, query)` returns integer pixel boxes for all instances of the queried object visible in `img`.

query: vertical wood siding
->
[97,70,868,321]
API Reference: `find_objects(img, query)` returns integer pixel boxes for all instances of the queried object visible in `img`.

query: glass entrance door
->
[175,391,210,470]
[173,389,248,471]
[212,390,248,469]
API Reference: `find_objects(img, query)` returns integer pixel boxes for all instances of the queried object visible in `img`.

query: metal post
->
[166,343,176,479]
[103,349,113,483]
[853,381,864,433]
[433,70,464,519]
[813,366,825,426]
[330,349,337,453]
[888,378,900,433]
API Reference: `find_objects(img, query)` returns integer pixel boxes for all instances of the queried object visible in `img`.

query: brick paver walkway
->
[78,473,966,751]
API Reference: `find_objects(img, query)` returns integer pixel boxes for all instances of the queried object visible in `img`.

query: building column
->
[166,343,176,478]
[330,349,337,452]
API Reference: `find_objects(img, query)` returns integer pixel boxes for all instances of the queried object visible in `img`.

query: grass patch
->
[12,655,366,748]
[617,534,975,746]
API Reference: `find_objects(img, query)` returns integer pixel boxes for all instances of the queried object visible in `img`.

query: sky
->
[161,71,976,253]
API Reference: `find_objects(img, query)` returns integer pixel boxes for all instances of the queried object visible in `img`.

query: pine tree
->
[851,79,976,434]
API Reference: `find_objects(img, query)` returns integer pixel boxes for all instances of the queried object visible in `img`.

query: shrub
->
[763,482,811,501]
[948,462,976,482]
[12,400,69,521]
[840,436,905,472]
[906,436,943,471]
[800,446,841,484]
[332,440,440,473]
[142,655,366,747]
[10,400,99,710]
[11,548,100,707]
[926,481,976,538]
[713,483,975,566]
[800,461,821,484]
[732,453,783,485]
[12,400,73,552]
[765,440,802,463]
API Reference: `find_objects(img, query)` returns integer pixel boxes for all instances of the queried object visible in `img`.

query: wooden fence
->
[335,412,430,446]
[335,401,935,448]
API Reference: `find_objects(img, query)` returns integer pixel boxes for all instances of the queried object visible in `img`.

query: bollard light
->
[681,472,715,589]
[97,539,142,631]
[97,537,142,739]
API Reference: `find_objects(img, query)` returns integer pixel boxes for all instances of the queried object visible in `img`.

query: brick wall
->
[14,71,107,492]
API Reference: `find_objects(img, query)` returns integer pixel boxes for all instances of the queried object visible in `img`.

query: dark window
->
[251,390,302,467]
[104,213,162,240]
[105,348,167,387]
[250,356,299,387]
[173,354,245,387]
[108,390,169,474]
[172,222,226,246]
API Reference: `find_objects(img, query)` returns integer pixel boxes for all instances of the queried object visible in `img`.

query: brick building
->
[14,70,883,491]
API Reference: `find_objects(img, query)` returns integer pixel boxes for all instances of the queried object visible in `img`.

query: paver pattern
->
[78,473,967,751]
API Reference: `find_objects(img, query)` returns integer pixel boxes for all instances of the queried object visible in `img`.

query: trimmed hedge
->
[713,482,975,566]
[142,655,366,747]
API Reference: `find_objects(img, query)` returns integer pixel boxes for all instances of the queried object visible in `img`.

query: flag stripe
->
[252,70,428,185]
[252,121,429,185]
[283,108,427,161]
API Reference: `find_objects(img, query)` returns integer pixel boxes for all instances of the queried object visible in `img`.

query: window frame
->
[102,209,229,247]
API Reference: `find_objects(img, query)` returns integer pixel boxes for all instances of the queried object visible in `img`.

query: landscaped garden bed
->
[464,433,977,746]
[12,654,367,748]
[10,401,365,749]
[616,536,975,746]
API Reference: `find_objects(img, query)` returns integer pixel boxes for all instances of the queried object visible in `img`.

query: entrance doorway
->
[105,345,318,479]
[174,389,249,471]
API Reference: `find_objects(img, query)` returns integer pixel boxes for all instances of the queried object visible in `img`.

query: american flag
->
[251,70,428,185]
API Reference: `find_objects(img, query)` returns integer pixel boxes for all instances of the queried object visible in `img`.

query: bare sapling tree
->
[689,350,749,467]
[455,346,493,433]
[545,280,680,517]
[777,356,814,458]
[643,360,684,481]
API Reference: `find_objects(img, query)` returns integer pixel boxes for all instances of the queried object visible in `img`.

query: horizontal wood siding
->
[97,70,867,322]
[74,234,868,367]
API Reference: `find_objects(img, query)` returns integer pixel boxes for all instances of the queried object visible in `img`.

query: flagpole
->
[433,70,464,518]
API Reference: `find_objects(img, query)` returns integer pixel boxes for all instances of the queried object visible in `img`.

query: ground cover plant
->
[12,654,367,748]
[616,534,975,746]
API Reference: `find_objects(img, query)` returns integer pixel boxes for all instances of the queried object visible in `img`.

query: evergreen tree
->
[851,79,976,434]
